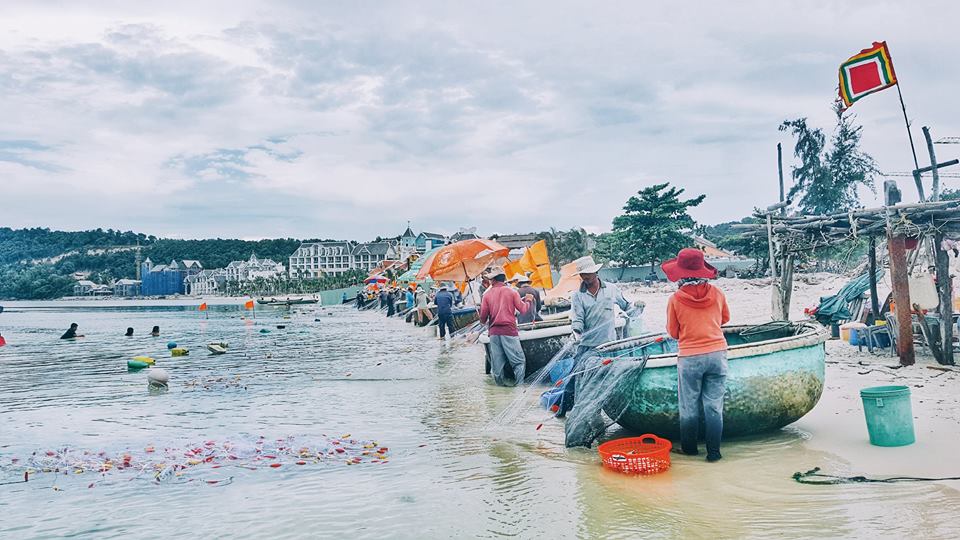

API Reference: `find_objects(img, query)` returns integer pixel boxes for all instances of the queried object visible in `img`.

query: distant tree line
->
[0,228,325,300]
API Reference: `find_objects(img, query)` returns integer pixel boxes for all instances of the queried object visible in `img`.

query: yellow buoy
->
[133,356,155,365]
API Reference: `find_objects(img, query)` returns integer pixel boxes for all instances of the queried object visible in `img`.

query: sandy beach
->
[621,274,960,481]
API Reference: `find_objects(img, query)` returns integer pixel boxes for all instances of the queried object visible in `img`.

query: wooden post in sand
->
[867,236,881,324]
[885,180,915,366]
[766,198,791,321]
[923,126,955,365]
[775,144,794,320]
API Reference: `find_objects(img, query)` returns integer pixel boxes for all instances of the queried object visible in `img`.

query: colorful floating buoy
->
[171,347,189,356]
[166,342,177,349]
[127,359,150,371]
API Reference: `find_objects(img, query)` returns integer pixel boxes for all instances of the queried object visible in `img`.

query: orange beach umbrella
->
[416,239,509,282]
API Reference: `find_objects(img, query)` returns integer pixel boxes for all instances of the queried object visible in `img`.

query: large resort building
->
[287,225,460,278]
[289,240,400,277]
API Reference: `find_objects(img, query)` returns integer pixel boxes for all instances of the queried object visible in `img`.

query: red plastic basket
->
[597,434,672,475]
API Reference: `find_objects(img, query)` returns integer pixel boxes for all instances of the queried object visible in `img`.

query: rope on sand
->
[792,467,960,485]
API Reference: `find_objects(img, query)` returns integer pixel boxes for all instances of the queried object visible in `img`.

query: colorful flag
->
[520,240,554,289]
[503,260,523,280]
[198,303,208,311]
[244,300,255,309]
[838,41,897,108]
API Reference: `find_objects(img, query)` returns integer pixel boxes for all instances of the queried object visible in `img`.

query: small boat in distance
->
[257,297,320,306]
[207,342,228,355]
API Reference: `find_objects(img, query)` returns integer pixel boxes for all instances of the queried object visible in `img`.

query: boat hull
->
[450,307,479,331]
[598,323,827,438]
[257,298,319,306]
[482,320,574,376]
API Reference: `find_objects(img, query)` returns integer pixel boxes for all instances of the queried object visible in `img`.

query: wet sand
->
[622,273,960,483]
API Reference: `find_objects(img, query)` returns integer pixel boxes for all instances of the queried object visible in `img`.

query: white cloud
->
[0,0,958,241]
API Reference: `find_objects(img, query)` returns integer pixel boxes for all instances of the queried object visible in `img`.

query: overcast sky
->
[1,1,958,241]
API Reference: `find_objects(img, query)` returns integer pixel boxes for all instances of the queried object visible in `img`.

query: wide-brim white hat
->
[571,256,603,275]
[486,266,506,279]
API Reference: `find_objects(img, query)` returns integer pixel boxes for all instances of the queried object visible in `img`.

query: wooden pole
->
[779,250,794,320]
[922,126,954,364]
[896,83,924,200]
[777,143,786,216]
[884,180,914,365]
[933,229,954,365]
[868,236,880,324]
[767,214,783,319]
[923,126,941,201]
[888,234,915,366]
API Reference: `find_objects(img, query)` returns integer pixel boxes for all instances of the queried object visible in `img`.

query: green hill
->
[0,227,302,300]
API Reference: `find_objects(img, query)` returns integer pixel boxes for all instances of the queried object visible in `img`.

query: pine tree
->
[780,102,879,215]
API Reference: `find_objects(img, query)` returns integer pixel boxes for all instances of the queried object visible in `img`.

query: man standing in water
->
[386,288,396,317]
[561,256,641,447]
[434,285,457,340]
[662,248,729,462]
[479,267,535,386]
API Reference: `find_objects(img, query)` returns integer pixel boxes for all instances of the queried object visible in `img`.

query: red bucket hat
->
[661,248,718,282]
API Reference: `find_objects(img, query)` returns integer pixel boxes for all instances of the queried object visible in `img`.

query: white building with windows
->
[225,254,285,282]
[288,241,356,278]
[184,269,228,295]
[351,241,399,272]
[288,240,401,277]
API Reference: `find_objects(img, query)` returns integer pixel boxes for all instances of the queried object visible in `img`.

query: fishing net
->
[488,304,656,449]
[0,434,390,490]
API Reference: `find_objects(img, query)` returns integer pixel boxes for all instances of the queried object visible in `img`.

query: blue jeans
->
[437,313,455,338]
[488,334,525,386]
[677,351,727,457]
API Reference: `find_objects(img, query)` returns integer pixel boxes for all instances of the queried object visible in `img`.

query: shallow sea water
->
[0,300,958,539]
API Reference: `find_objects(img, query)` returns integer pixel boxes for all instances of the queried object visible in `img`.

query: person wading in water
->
[478,266,535,386]
[662,248,730,462]
[561,256,643,447]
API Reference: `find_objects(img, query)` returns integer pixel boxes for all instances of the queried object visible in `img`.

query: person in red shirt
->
[662,248,730,462]
[479,266,535,386]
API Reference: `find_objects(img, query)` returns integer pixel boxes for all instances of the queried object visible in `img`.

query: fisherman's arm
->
[571,294,585,337]
[479,295,491,325]
[719,290,731,325]
[513,290,533,315]
[614,286,631,312]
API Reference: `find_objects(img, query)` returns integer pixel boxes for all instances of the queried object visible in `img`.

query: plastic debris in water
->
[0,434,389,488]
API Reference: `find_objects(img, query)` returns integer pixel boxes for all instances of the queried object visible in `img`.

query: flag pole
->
[895,82,925,201]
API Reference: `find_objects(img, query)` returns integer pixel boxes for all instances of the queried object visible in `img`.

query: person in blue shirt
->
[405,287,415,313]
[434,285,456,339]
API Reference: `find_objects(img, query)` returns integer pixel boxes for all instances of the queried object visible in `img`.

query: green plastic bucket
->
[860,385,915,447]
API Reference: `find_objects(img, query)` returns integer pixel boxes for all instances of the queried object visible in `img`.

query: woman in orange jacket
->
[662,248,730,462]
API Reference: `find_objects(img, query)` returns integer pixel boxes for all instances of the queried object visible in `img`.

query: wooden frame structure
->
[734,197,960,366]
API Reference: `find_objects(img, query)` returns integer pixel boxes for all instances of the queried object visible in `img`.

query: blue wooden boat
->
[596,322,828,438]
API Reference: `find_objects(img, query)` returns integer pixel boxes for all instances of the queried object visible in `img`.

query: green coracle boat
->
[597,322,828,438]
